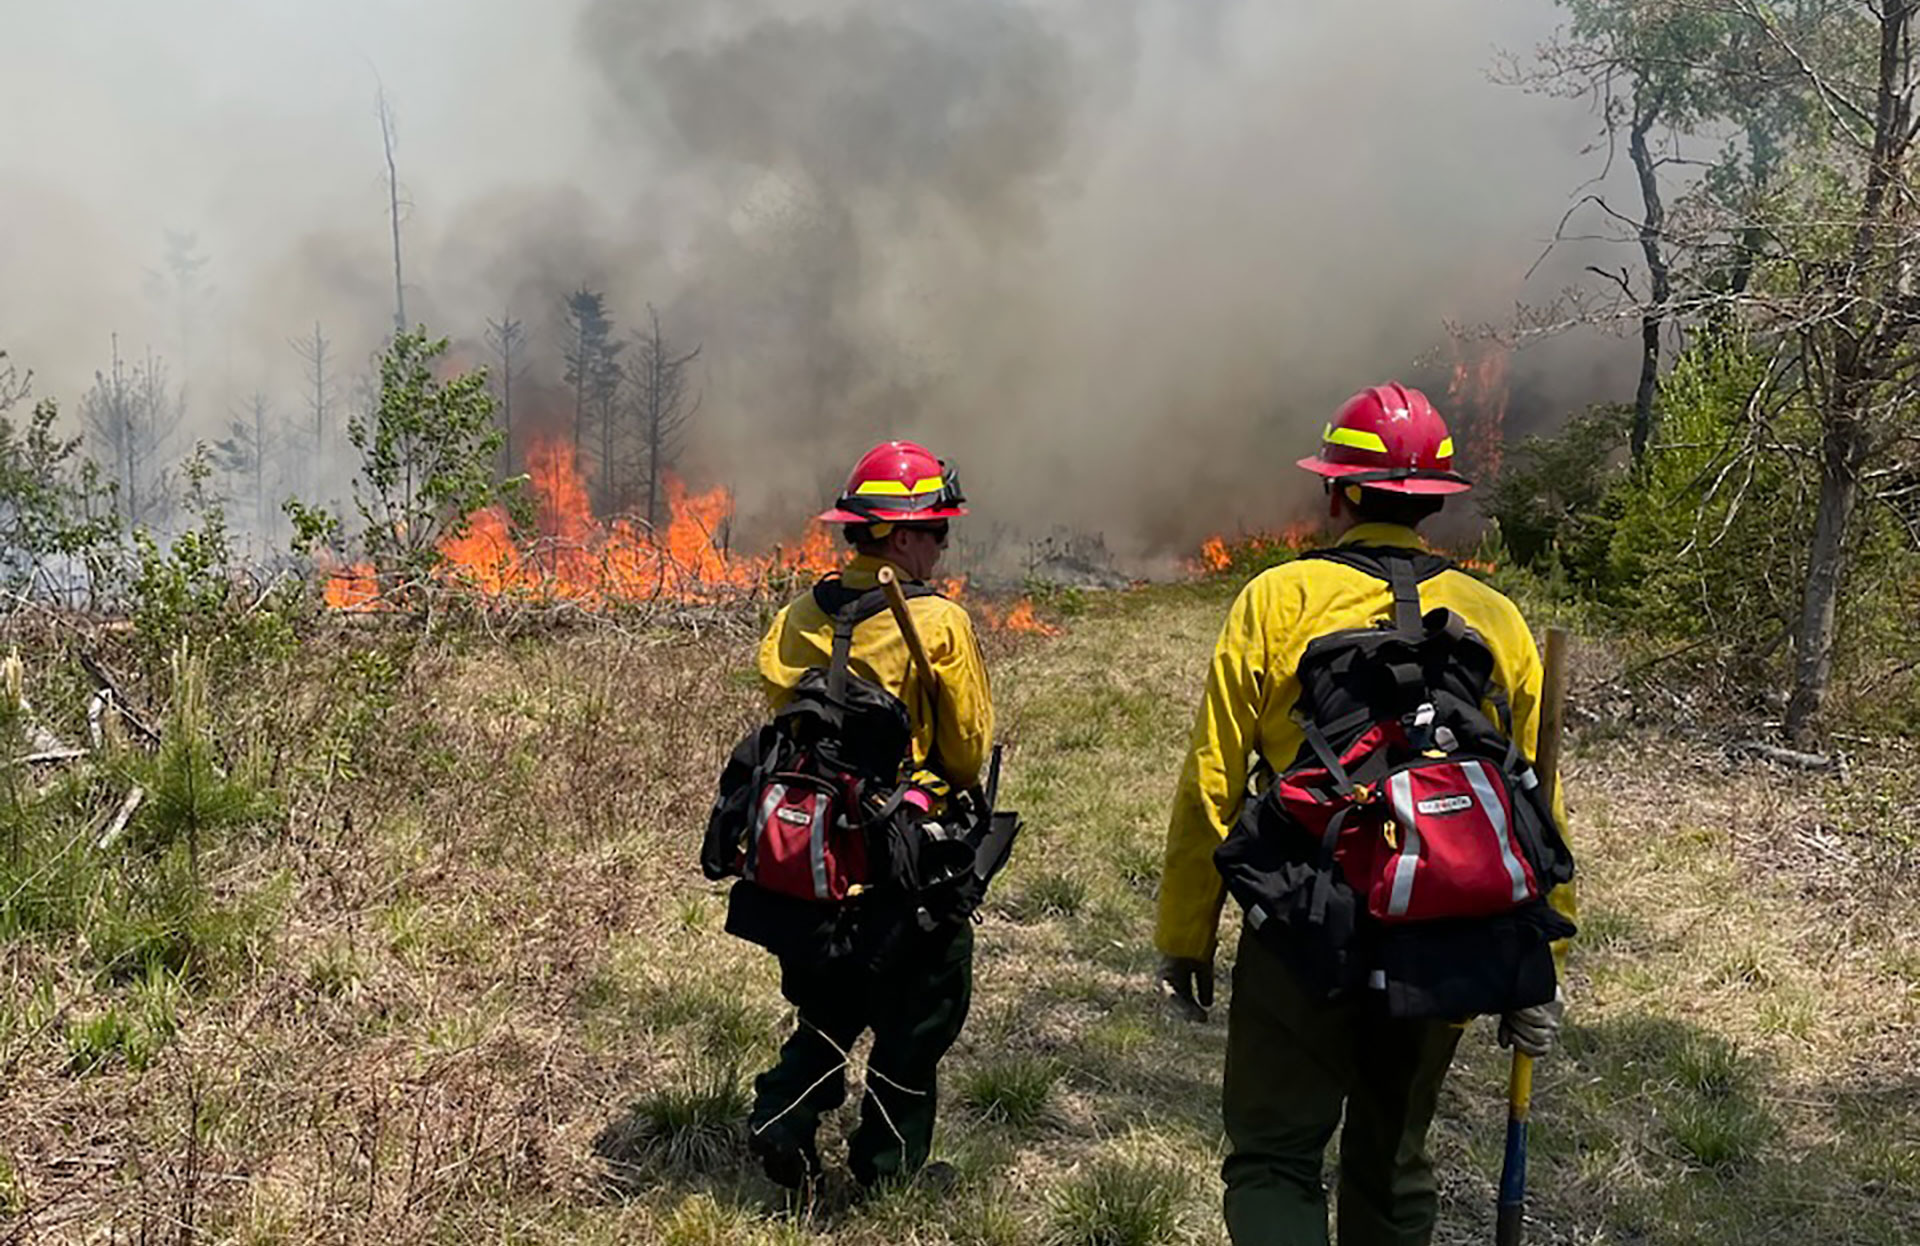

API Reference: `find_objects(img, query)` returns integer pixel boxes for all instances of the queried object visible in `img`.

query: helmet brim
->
[1295,456,1472,496]
[816,504,970,524]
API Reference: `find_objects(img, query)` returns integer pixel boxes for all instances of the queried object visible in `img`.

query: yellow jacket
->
[758,554,994,791]
[1156,523,1575,962]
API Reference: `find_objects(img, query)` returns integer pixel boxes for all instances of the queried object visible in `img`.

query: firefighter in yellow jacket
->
[745,440,992,1195]
[1156,385,1575,1246]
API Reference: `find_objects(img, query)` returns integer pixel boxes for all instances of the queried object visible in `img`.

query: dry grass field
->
[2,577,1917,1244]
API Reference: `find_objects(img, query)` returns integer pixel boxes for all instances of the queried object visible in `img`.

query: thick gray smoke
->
[0,0,1618,559]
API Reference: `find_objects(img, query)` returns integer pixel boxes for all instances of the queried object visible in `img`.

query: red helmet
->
[1296,383,1471,495]
[817,440,970,524]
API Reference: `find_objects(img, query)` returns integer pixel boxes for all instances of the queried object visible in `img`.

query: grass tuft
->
[1047,1152,1193,1246]
[594,1060,749,1181]
[960,1054,1061,1131]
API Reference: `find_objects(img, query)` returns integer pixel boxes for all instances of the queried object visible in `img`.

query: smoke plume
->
[0,0,1621,559]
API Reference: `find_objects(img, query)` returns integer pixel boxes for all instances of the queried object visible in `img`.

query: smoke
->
[0,0,1622,558]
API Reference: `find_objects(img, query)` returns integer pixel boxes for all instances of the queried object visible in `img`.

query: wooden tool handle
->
[876,565,937,689]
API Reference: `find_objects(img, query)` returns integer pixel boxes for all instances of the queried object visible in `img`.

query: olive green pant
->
[1222,931,1464,1246]
[749,922,973,1186]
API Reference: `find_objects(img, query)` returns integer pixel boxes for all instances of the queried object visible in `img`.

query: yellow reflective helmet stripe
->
[1437,437,1454,458]
[854,475,947,496]
[1323,424,1389,454]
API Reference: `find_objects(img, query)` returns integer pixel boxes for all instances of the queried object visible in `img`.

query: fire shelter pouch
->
[743,768,869,902]
[1365,757,1541,923]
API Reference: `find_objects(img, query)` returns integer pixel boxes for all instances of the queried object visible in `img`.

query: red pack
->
[743,769,870,902]
[1274,723,1541,926]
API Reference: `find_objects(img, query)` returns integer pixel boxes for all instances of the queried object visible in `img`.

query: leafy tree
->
[342,328,518,592]
[0,400,120,605]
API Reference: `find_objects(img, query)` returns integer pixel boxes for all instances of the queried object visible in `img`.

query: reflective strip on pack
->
[1247,904,1268,931]
[1324,424,1389,453]
[746,784,785,881]
[1386,770,1424,917]
[1464,760,1529,903]
[808,794,832,900]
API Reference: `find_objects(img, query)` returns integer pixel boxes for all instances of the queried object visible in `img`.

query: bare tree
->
[484,309,528,476]
[81,337,185,527]
[377,86,408,336]
[210,392,277,540]
[560,289,623,508]
[146,231,211,381]
[629,304,702,531]
[290,322,333,494]
[0,351,29,413]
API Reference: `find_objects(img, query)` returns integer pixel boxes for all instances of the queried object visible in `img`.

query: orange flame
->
[320,437,1054,633]
[322,559,381,612]
[1445,339,1510,482]
[1186,523,1324,575]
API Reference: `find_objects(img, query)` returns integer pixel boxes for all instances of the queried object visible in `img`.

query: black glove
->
[1158,955,1214,1023]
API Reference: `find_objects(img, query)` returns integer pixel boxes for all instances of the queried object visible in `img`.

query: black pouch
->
[1372,901,1576,1020]
[724,881,863,962]
[1215,798,1367,998]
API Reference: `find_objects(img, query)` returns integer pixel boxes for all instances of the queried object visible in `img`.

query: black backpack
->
[702,576,1013,961]
[1214,547,1576,1020]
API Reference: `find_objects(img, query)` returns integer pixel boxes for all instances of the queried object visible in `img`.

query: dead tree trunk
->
[378,89,407,336]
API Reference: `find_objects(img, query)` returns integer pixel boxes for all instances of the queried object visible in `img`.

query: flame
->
[932,573,1061,637]
[322,559,381,612]
[320,437,1053,633]
[1445,339,1511,482]
[998,598,1063,636]
[1186,523,1324,574]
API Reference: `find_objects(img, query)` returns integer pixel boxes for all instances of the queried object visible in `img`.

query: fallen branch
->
[14,748,89,765]
[97,784,145,851]
[77,651,160,746]
[1730,739,1848,780]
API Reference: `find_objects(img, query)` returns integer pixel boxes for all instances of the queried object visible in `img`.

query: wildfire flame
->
[1184,523,1323,575]
[323,436,1060,634]
[1445,339,1511,482]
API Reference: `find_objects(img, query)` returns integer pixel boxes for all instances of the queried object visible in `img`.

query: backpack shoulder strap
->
[1298,545,1453,634]
[809,574,943,712]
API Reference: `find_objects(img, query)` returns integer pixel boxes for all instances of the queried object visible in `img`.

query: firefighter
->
[1154,385,1576,1246]
[746,439,993,1196]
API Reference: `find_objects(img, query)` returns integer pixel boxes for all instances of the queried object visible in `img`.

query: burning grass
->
[0,580,1915,1242]
[323,438,1069,637]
